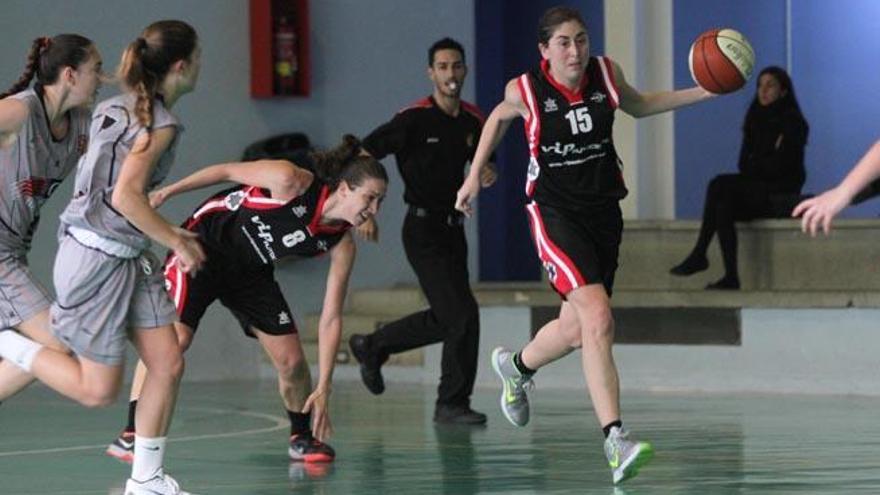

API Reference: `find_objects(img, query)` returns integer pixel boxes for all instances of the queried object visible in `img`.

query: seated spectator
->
[670,66,809,289]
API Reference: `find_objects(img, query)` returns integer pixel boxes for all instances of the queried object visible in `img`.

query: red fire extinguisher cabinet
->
[249,0,310,97]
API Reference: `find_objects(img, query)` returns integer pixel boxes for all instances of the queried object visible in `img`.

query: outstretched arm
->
[150,159,314,207]
[614,60,715,118]
[793,140,880,235]
[303,232,355,441]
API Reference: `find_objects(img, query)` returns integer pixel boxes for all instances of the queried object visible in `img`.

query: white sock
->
[0,330,43,372]
[131,435,166,482]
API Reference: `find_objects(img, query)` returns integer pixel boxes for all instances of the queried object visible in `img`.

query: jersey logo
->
[278,311,291,325]
[543,98,559,113]
[99,115,116,130]
[224,190,247,211]
[291,205,308,218]
[589,92,607,104]
[541,142,589,157]
[15,177,63,203]
[466,133,474,148]
[543,261,558,282]
[250,215,278,260]
[527,157,540,181]
[426,137,440,144]
[316,240,328,252]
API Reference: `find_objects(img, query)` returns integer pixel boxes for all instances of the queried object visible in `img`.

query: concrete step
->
[617,219,880,291]
[342,284,880,314]
[348,287,427,315]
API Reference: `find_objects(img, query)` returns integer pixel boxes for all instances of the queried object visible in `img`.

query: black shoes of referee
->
[348,334,385,395]
[433,404,487,425]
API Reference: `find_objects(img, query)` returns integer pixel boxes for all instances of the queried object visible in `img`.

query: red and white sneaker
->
[288,433,335,463]
[106,430,135,463]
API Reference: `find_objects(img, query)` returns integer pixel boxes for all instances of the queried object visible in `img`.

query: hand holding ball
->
[689,28,755,94]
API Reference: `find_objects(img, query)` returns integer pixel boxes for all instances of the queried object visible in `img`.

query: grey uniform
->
[0,88,90,328]
[51,94,181,365]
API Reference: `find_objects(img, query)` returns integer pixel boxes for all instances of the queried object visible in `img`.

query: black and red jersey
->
[183,177,349,267]
[518,56,627,209]
[363,96,486,211]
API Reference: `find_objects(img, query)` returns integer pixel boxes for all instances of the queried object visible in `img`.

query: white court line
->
[0,407,287,458]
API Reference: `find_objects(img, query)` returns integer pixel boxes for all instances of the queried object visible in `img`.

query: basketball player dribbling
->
[455,6,725,484]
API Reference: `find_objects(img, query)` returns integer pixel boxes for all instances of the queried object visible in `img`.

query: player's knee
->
[581,306,614,343]
[150,352,186,383]
[79,386,119,408]
[276,351,307,381]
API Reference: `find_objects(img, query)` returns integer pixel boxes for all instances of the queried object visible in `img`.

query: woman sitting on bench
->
[670,66,809,289]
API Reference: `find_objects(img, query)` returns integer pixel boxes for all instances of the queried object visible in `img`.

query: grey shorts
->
[0,253,52,329]
[50,235,177,366]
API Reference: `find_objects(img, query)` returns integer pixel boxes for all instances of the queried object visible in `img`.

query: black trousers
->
[370,210,480,407]
[691,174,777,278]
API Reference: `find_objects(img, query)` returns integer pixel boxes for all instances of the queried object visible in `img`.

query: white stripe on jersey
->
[597,57,620,109]
[525,202,579,288]
[192,199,227,219]
[519,74,542,197]
[519,74,541,156]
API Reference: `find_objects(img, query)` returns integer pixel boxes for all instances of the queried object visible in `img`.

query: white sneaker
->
[604,426,654,484]
[124,473,194,495]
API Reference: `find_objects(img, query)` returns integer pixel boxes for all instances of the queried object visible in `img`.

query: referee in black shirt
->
[349,38,496,424]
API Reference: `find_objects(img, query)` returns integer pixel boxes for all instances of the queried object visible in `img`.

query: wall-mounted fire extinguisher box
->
[249,0,310,97]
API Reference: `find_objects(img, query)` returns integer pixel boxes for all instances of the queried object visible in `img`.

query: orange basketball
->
[688,28,755,94]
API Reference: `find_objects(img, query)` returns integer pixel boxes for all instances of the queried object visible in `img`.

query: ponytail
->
[310,134,388,190]
[119,37,158,132]
[116,20,197,149]
[1,34,92,99]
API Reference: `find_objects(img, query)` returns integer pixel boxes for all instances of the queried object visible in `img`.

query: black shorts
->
[525,200,623,298]
[164,253,297,337]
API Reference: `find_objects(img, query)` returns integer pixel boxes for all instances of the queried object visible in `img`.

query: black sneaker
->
[348,334,385,395]
[433,404,487,425]
[289,433,336,463]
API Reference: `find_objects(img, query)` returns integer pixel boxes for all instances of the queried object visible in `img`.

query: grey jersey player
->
[0,21,202,495]
[0,34,102,397]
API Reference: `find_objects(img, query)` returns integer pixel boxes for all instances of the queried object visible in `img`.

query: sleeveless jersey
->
[59,94,183,250]
[0,88,90,255]
[518,57,627,209]
[184,176,350,268]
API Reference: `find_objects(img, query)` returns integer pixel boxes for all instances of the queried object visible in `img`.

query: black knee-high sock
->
[126,400,138,433]
[288,410,311,437]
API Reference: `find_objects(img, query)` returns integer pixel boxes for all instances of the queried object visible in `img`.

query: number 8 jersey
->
[518,56,627,209]
[183,176,349,267]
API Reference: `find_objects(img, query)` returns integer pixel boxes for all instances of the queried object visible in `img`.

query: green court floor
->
[2,380,879,494]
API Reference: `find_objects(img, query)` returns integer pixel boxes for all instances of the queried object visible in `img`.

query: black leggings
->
[690,174,776,279]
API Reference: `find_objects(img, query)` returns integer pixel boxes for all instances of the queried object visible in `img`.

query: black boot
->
[433,404,487,425]
[669,254,709,276]
[348,334,385,395]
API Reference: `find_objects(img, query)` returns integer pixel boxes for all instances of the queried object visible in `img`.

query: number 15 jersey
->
[518,57,628,209]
